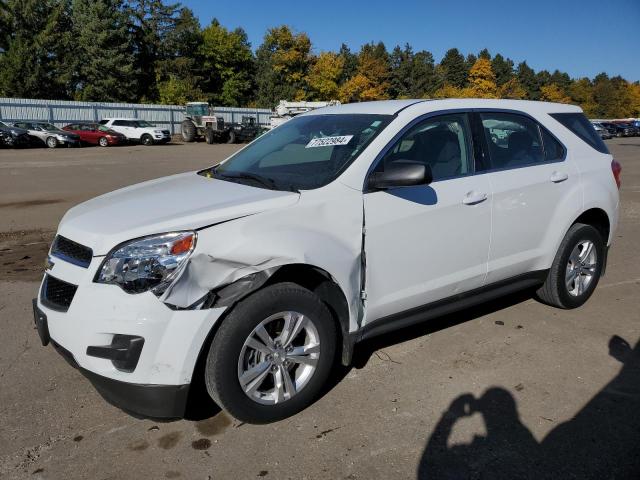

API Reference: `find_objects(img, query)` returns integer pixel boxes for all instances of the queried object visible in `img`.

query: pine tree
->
[516,61,539,100]
[491,54,514,86]
[70,0,137,102]
[337,43,358,85]
[0,0,72,99]
[439,48,467,88]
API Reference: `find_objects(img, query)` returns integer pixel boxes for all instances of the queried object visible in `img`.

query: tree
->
[0,0,72,99]
[433,83,465,99]
[306,52,344,100]
[465,58,497,98]
[478,48,491,60]
[254,25,312,107]
[491,54,514,86]
[439,48,467,88]
[70,0,137,102]
[155,7,203,104]
[339,42,390,102]
[127,0,184,101]
[389,44,437,98]
[499,78,527,99]
[551,70,571,92]
[540,84,571,104]
[199,19,254,106]
[516,61,539,100]
[568,78,597,116]
[337,43,358,84]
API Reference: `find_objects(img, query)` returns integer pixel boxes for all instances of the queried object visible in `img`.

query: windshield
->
[0,121,7,128]
[40,123,61,132]
[187,104,209,116]
[98,125,114,133]
[201,114,392,191]
[135,120,155,128]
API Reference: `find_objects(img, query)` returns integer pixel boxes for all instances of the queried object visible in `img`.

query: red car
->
[62,122,127,147]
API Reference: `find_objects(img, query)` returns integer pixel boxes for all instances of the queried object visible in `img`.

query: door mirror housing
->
[368,162,433,190]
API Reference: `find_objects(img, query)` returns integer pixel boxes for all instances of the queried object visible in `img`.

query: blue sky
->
[181,0,639,81]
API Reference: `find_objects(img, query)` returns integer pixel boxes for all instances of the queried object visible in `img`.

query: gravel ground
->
[0,139,638,479]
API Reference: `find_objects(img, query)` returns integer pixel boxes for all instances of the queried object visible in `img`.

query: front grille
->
[162,130,170,135]
[41,274,78,312]
[51,235,93,268]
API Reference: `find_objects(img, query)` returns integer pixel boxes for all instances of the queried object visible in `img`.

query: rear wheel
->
[181,120,196,142]
[98,137,109,147]
[205,128,215,144]
[536,223,604,309]
[141,134,154,146]
[205,283,337,424]
[46,136,57,148]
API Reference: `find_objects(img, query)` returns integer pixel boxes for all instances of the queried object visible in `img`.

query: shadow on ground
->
[418,335,640,479]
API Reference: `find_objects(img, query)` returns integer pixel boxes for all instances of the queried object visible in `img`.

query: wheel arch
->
[571,208,610,243]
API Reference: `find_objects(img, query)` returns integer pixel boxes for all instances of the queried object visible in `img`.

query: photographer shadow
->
[418,335,640,479]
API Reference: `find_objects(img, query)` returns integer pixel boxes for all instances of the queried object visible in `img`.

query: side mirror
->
[368,162,433,190]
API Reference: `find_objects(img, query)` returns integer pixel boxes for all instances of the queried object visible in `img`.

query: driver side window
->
[378,113,473,182]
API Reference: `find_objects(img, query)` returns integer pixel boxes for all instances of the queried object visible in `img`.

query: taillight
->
[611,159,622,189]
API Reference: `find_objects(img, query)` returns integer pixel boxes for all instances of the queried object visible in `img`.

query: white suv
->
[34,99,621,423]
[99,118,171,145]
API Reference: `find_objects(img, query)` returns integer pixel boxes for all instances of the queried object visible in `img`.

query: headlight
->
[95,231,196,294]
[10,129,20,136]
[154,129,163,134]
[56,134,68,141]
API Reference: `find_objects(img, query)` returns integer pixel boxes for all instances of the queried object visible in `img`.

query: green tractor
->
[181,102,232,144]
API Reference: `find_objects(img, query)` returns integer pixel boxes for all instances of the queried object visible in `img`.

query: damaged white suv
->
[34,99,620,423]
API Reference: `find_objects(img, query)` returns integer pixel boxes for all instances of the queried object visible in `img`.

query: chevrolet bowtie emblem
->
[44,256,55,271]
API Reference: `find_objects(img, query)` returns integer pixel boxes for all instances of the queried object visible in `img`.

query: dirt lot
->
[0,139,639,479]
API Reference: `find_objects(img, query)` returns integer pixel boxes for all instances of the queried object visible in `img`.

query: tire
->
[141,134,154,146]
[536,223,604,309]
[226,130,236,144]
[181,120,196,142]
[98,137,109,147]
[205,282,337,424]
[205,128,215,144]
[46,136,57,148]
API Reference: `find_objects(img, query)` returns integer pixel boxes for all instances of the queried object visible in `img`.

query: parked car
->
[600,121,636,137]
[0,120,31,147]
[34,99,620,424]
[63,122,127,147]
[12,121,80,148]
[99,118,171,145]
[591,122,612,140]
[617,122,640,136]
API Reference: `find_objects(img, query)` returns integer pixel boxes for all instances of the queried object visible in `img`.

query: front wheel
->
[141,134,154,146]
[226,130,236,144]
[98,137,109,147]
[536,223,605,309]
[46,136,57,148]
[205,283,337,424]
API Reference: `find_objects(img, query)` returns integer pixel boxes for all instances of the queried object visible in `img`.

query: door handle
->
[462,191,488,205]
[550,171,569,183]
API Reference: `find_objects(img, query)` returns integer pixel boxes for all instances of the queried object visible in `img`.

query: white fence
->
[0,98,272,134]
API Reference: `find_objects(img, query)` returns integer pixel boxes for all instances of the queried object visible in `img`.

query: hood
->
[58,172,300,255]
[0,125,28,135]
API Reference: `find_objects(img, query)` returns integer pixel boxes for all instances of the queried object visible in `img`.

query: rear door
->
[474,111,580,283]
[363,112,492,323]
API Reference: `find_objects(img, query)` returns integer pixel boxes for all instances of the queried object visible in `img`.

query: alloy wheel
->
[565,240,597,297]
[237,311,320,405]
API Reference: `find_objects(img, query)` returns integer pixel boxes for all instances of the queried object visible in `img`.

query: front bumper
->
[50,335,190,418]
[34,255,227,417]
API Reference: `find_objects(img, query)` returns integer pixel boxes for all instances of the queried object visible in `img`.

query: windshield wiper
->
[214,170,279,190]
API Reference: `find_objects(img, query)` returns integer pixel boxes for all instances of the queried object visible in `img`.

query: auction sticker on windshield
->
[306,135,353,148]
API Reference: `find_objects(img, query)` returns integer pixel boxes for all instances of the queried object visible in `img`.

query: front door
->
[363,113,492,324]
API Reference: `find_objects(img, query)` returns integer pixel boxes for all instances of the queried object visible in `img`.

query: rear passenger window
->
[377,113,473,181]
[113,120,126,126]
[480,113,544,169]
[541,129,565,161]
[550,112,609,154]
